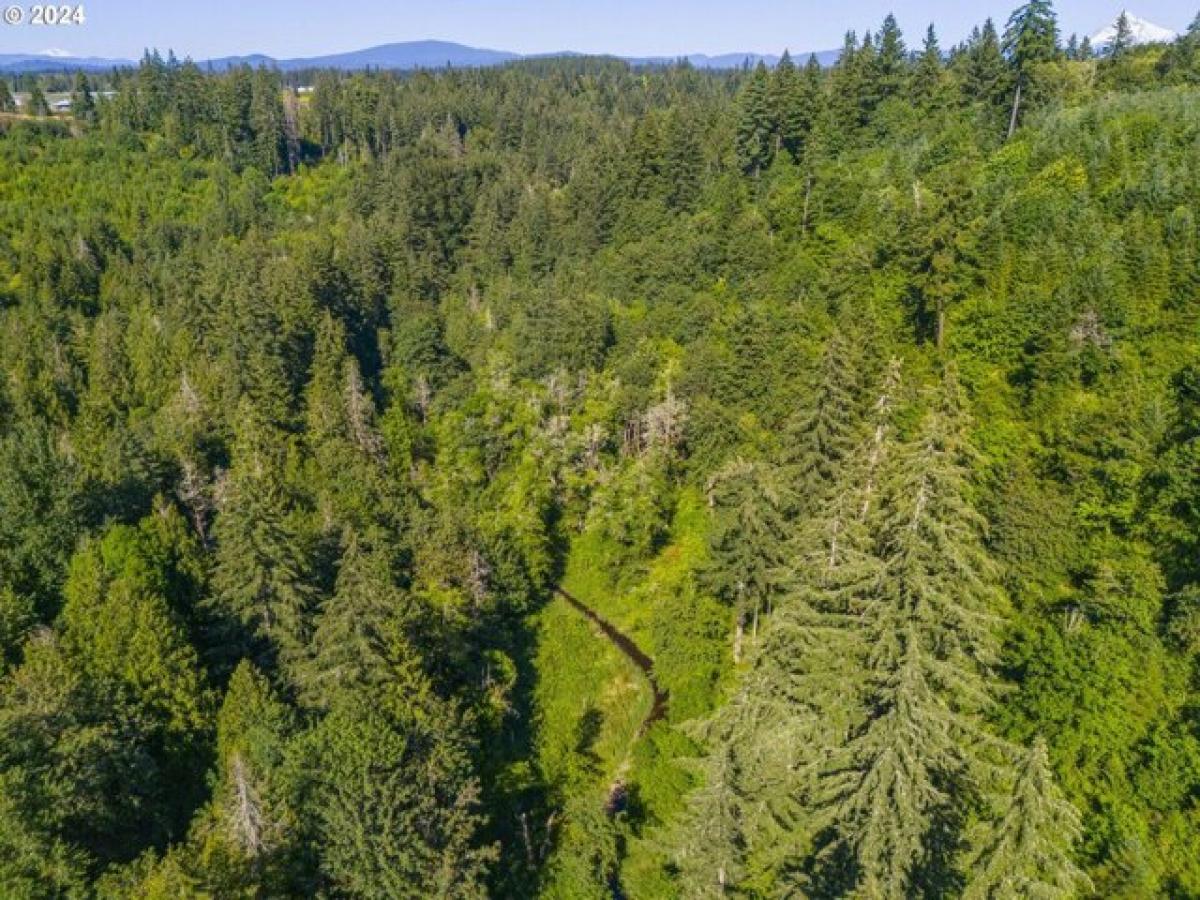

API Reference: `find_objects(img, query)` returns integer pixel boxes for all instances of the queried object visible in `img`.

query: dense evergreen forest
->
[3,3,1200,896]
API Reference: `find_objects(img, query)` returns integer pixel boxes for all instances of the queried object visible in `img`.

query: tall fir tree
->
[299,535,425,709]
[701,459,791,661]
[672,364,901,895]
[1003,0,1060,135]
[913,25,946,107]
[768,50,805,160]
[782,328,866,513]
[293,651,496,897]
[1109,12,1135,59]
[874,13,909,102]
[735,62,774,176]
[210,404,318,681]
[71,72,96,123]
[961,18,1010,110]
[965,737,1090,899]
[0,79,16,113]
[809,375,1011,897]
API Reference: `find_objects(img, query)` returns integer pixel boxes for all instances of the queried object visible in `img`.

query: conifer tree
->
[702,459,790,660]
[27,84,50,117]
[913,25,946,105]
[735,62,773,176]
[626,113,667,202]
[1003,0,1060,135]
[0,79,15,114]
[810,375,1008,897]
[965,738,1090,899]
[303,313,403,550]
[71,72,95,122]
[853,29,882,127]
[58,521,210,756]
[211,405,318,679]
[0,418,88,613]
[662,108,703,211]
[673,365,901,895]
[249,68,288,174]
[0,632,164,889]
[874,13,909,102]
[797,53,826,153]
[962,19,1009,109]
[782,329,865,512]
[300,536,424,709]
[1004,0,1060,68]
[672,742,749,897]
[294,653,495,897]
[769,50,805,160]
[827,31,863,140]
[177,659,301,894]
[1109,12,1135,59]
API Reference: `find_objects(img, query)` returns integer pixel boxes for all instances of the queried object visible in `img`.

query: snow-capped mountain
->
[1090,12,1178,48]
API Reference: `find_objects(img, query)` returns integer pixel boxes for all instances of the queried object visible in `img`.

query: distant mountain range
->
[0,12,1180,77]
[0,40,835,75]
[0,52,134,73]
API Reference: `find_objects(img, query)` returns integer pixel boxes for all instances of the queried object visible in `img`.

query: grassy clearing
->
[532,594,651,795]
[541,486,731,895]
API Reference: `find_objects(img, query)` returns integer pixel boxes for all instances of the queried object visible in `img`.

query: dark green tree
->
[0,633,162,890]
[874,13,909,101]
[735,62,773,176]
[210,407,318,680]
[782,329,866,511]
[1003,0,1060,136]
[0,419,90,614]
[702,459,790,661]
[300,536,425,709]
[71,72,96,122]
[293,658,496,897]
[913,25,946,106]
[1109,12,1135,59]
[769,49,805,159]
[27,83,50,117]
[961,19,1009,110]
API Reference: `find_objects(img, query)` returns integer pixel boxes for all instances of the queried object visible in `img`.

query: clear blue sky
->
[4,0,1196,60]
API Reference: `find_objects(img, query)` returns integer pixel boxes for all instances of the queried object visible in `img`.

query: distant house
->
[296,86,315,95]
[7,90,115,115]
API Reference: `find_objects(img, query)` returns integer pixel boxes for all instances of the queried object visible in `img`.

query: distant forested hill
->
[2,6,1200,898]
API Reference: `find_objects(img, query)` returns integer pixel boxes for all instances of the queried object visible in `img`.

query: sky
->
[2,0,1196,61]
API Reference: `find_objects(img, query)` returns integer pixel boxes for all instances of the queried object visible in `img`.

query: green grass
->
[544,486,731,896]
[531,594,651,795]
